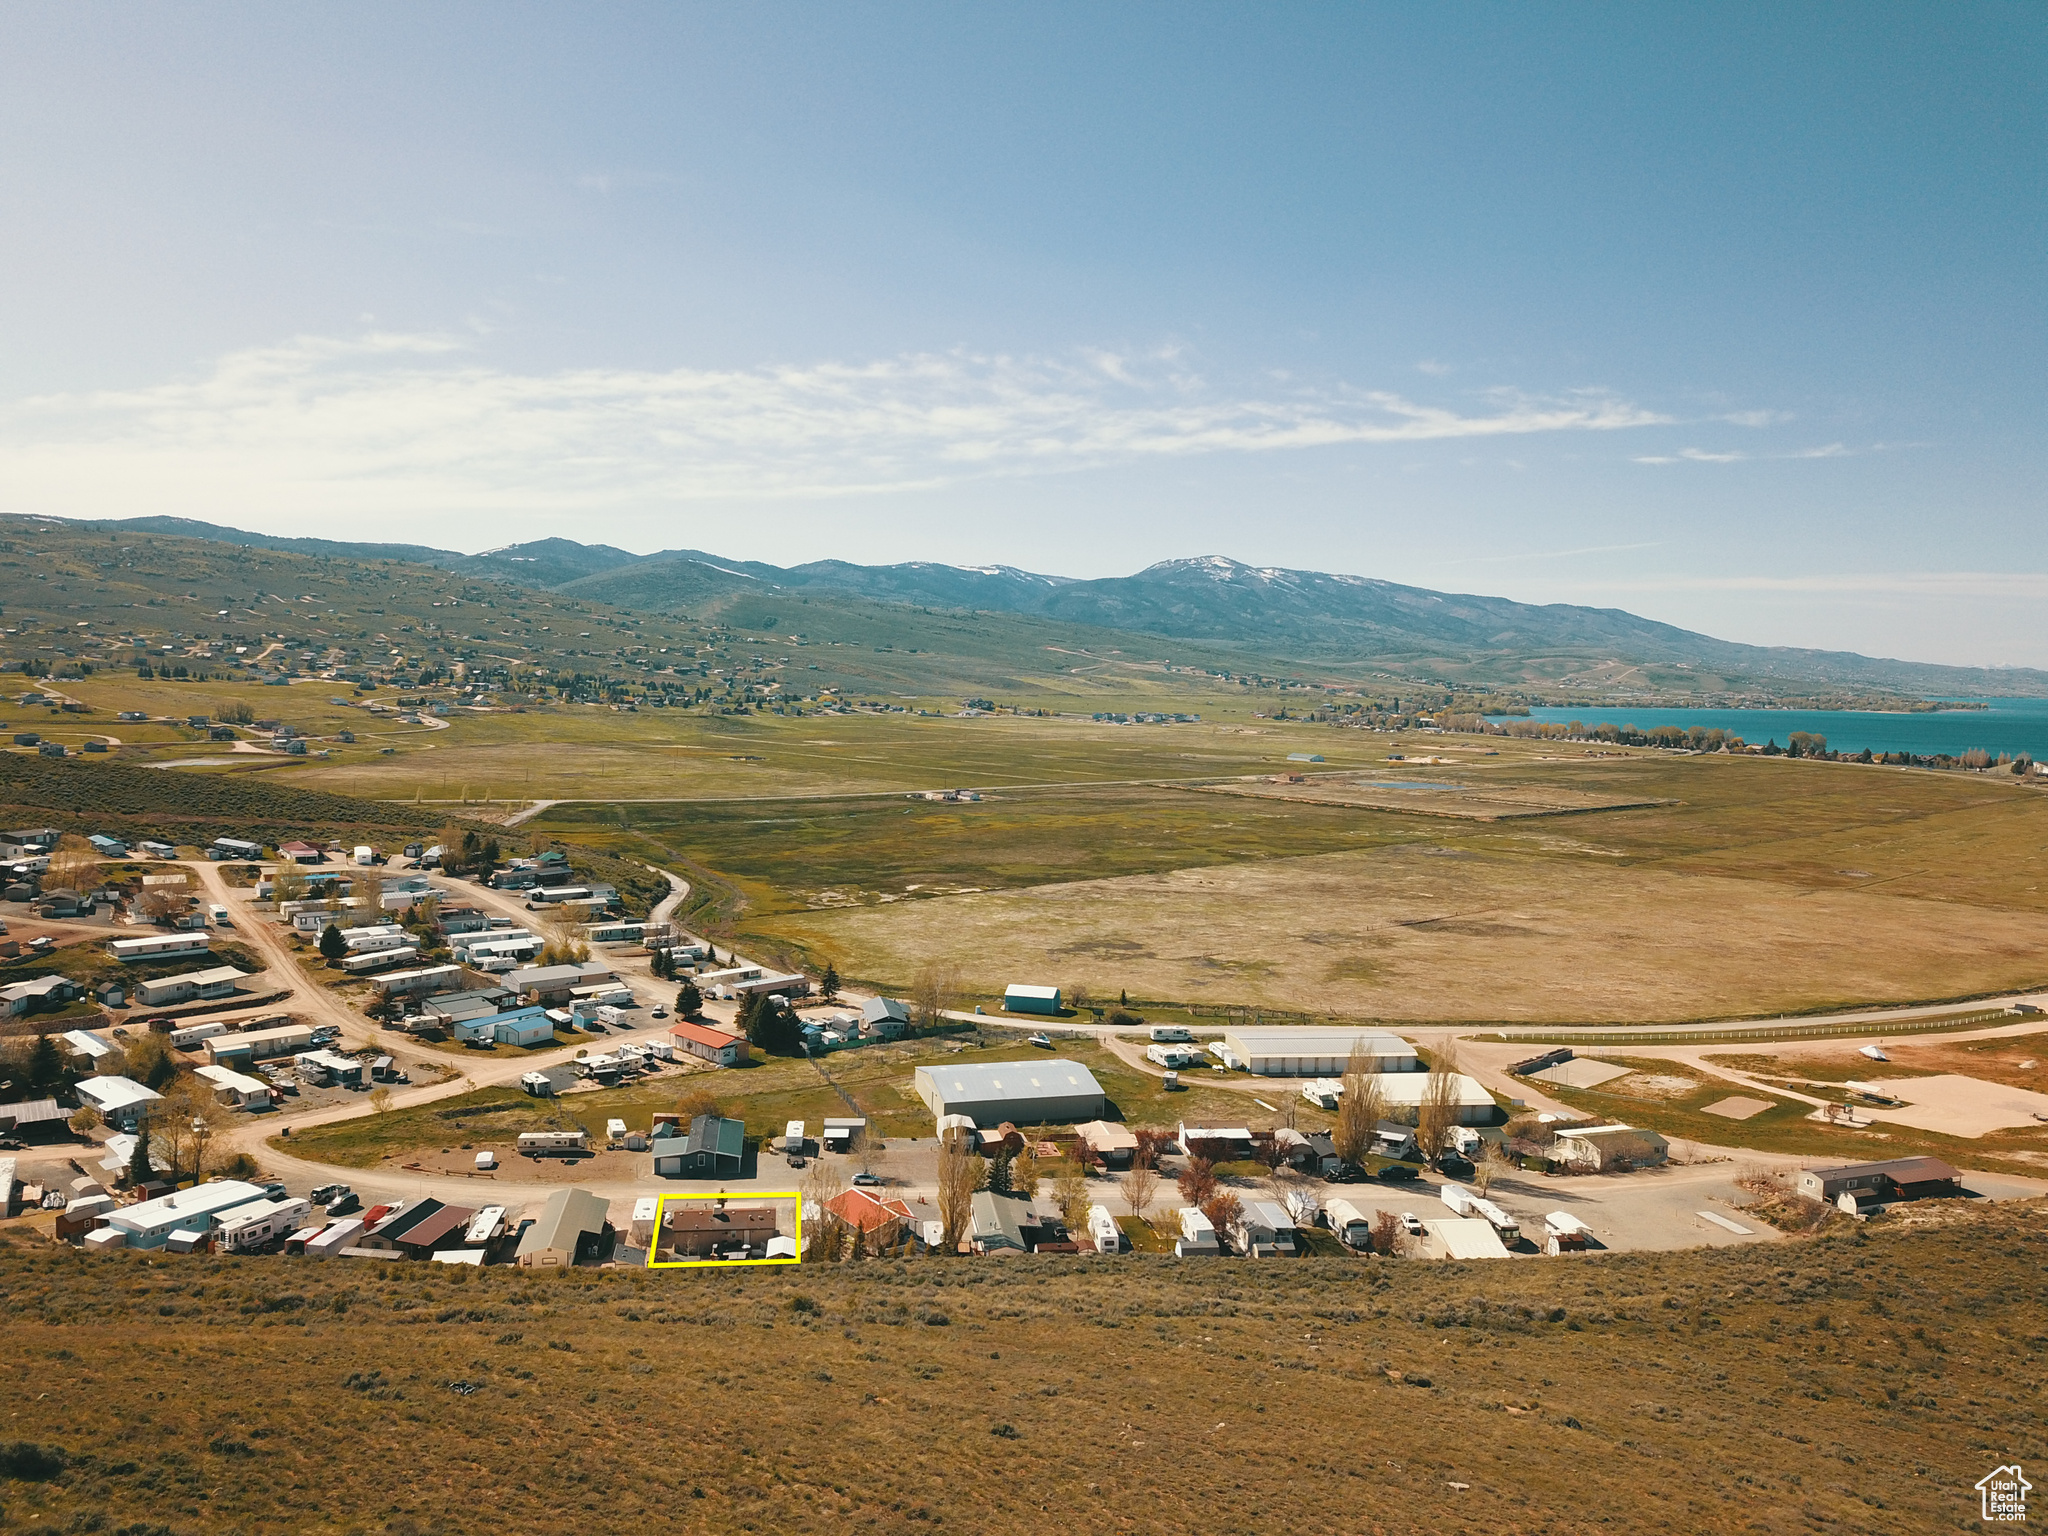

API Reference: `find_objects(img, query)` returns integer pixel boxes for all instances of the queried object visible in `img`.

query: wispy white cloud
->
[0,331,1672,518]
[1566,572,2048,599]
[1636,441,1862,465]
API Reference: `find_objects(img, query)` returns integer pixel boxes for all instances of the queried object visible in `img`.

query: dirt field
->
[1863,1073,2048,1138]
[779,839,2048,1024]
[1701,1095,1774,1120]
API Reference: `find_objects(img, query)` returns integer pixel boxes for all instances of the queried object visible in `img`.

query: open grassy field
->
[574,739,2048,1023]
[0,1200,2038,1535]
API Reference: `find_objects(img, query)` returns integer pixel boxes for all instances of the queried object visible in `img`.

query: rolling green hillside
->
[19,513,2041,702]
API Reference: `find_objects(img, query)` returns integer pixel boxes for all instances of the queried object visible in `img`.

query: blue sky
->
[1,5,2042,666]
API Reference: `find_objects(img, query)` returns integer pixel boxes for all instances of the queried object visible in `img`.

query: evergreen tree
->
[676,979,703,1016]
[127,1119,154,1186]
[318,923,349,963]
[743,995,801,1055]
[986,1146,1015,1195]
[820,961,840,1000]
[27,1032,61,1090]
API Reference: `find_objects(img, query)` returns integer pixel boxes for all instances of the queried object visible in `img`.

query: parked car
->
[785,1154,808,1169]
[311,1183,351,1206]
[261,1182,288,1201]
[1399,1212,1423,1236]
[651,1007,668,1019]
[326,1192,361,1215]
[1323,1165,1368,1184]
[851,1172,883,1187]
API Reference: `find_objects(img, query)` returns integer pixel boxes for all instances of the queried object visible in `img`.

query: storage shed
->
[1002,984,1062,1016]
[1217,1027,1420,1077]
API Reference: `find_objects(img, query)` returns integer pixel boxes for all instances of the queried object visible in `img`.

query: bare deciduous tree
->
[1370,1208,1405,1257]
[1333,1040,1384,1168]
[148,1075,227,1182]
[44,834,100,895]
[936,1138,982,1254]
[136,887,185,923]
[1011,1144,1040,1199]
[1053,1158,1090,1234]
[911,962,959,1029]
[1119,1163,1160,1226]
[542,905,592,966]
[1416,1037,1463,1168]
[271,862,308,905]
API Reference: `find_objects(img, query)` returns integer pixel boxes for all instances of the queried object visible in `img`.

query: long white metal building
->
[1218,1027,1420,1077]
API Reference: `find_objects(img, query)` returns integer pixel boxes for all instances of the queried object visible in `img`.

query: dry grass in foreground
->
[0,1200,2040,1535]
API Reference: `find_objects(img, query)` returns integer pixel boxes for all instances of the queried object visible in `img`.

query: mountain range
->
[52,516,2048,698]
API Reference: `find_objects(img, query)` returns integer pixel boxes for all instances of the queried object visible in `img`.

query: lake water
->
[1485,698,2048,759]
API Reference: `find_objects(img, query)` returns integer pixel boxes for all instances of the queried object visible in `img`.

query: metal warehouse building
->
[914,1058,1106,1127]
[1220,1027,1420,1077]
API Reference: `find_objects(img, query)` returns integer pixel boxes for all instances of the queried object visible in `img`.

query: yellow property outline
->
[644,1189,802,1269]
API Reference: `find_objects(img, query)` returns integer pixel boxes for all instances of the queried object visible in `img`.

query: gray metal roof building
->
[515,1187,612,1268]
[652,1114,746,1178]
[914,1058,1106,1127]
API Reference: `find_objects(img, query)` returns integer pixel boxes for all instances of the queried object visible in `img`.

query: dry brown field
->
[0,1202,2039,1535]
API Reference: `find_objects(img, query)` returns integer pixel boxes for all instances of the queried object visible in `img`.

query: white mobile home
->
[206,1023,315,1066]
[1174,1206,1220,1257]
[195,1064,274,1110]
[341,946,419,974]
[108,932,211,964]
[102,1179,270,1250]
[135,966,248,1008]
[371,964,463,997]
[168,1019,229,1050]
[74,1075,162,1131]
